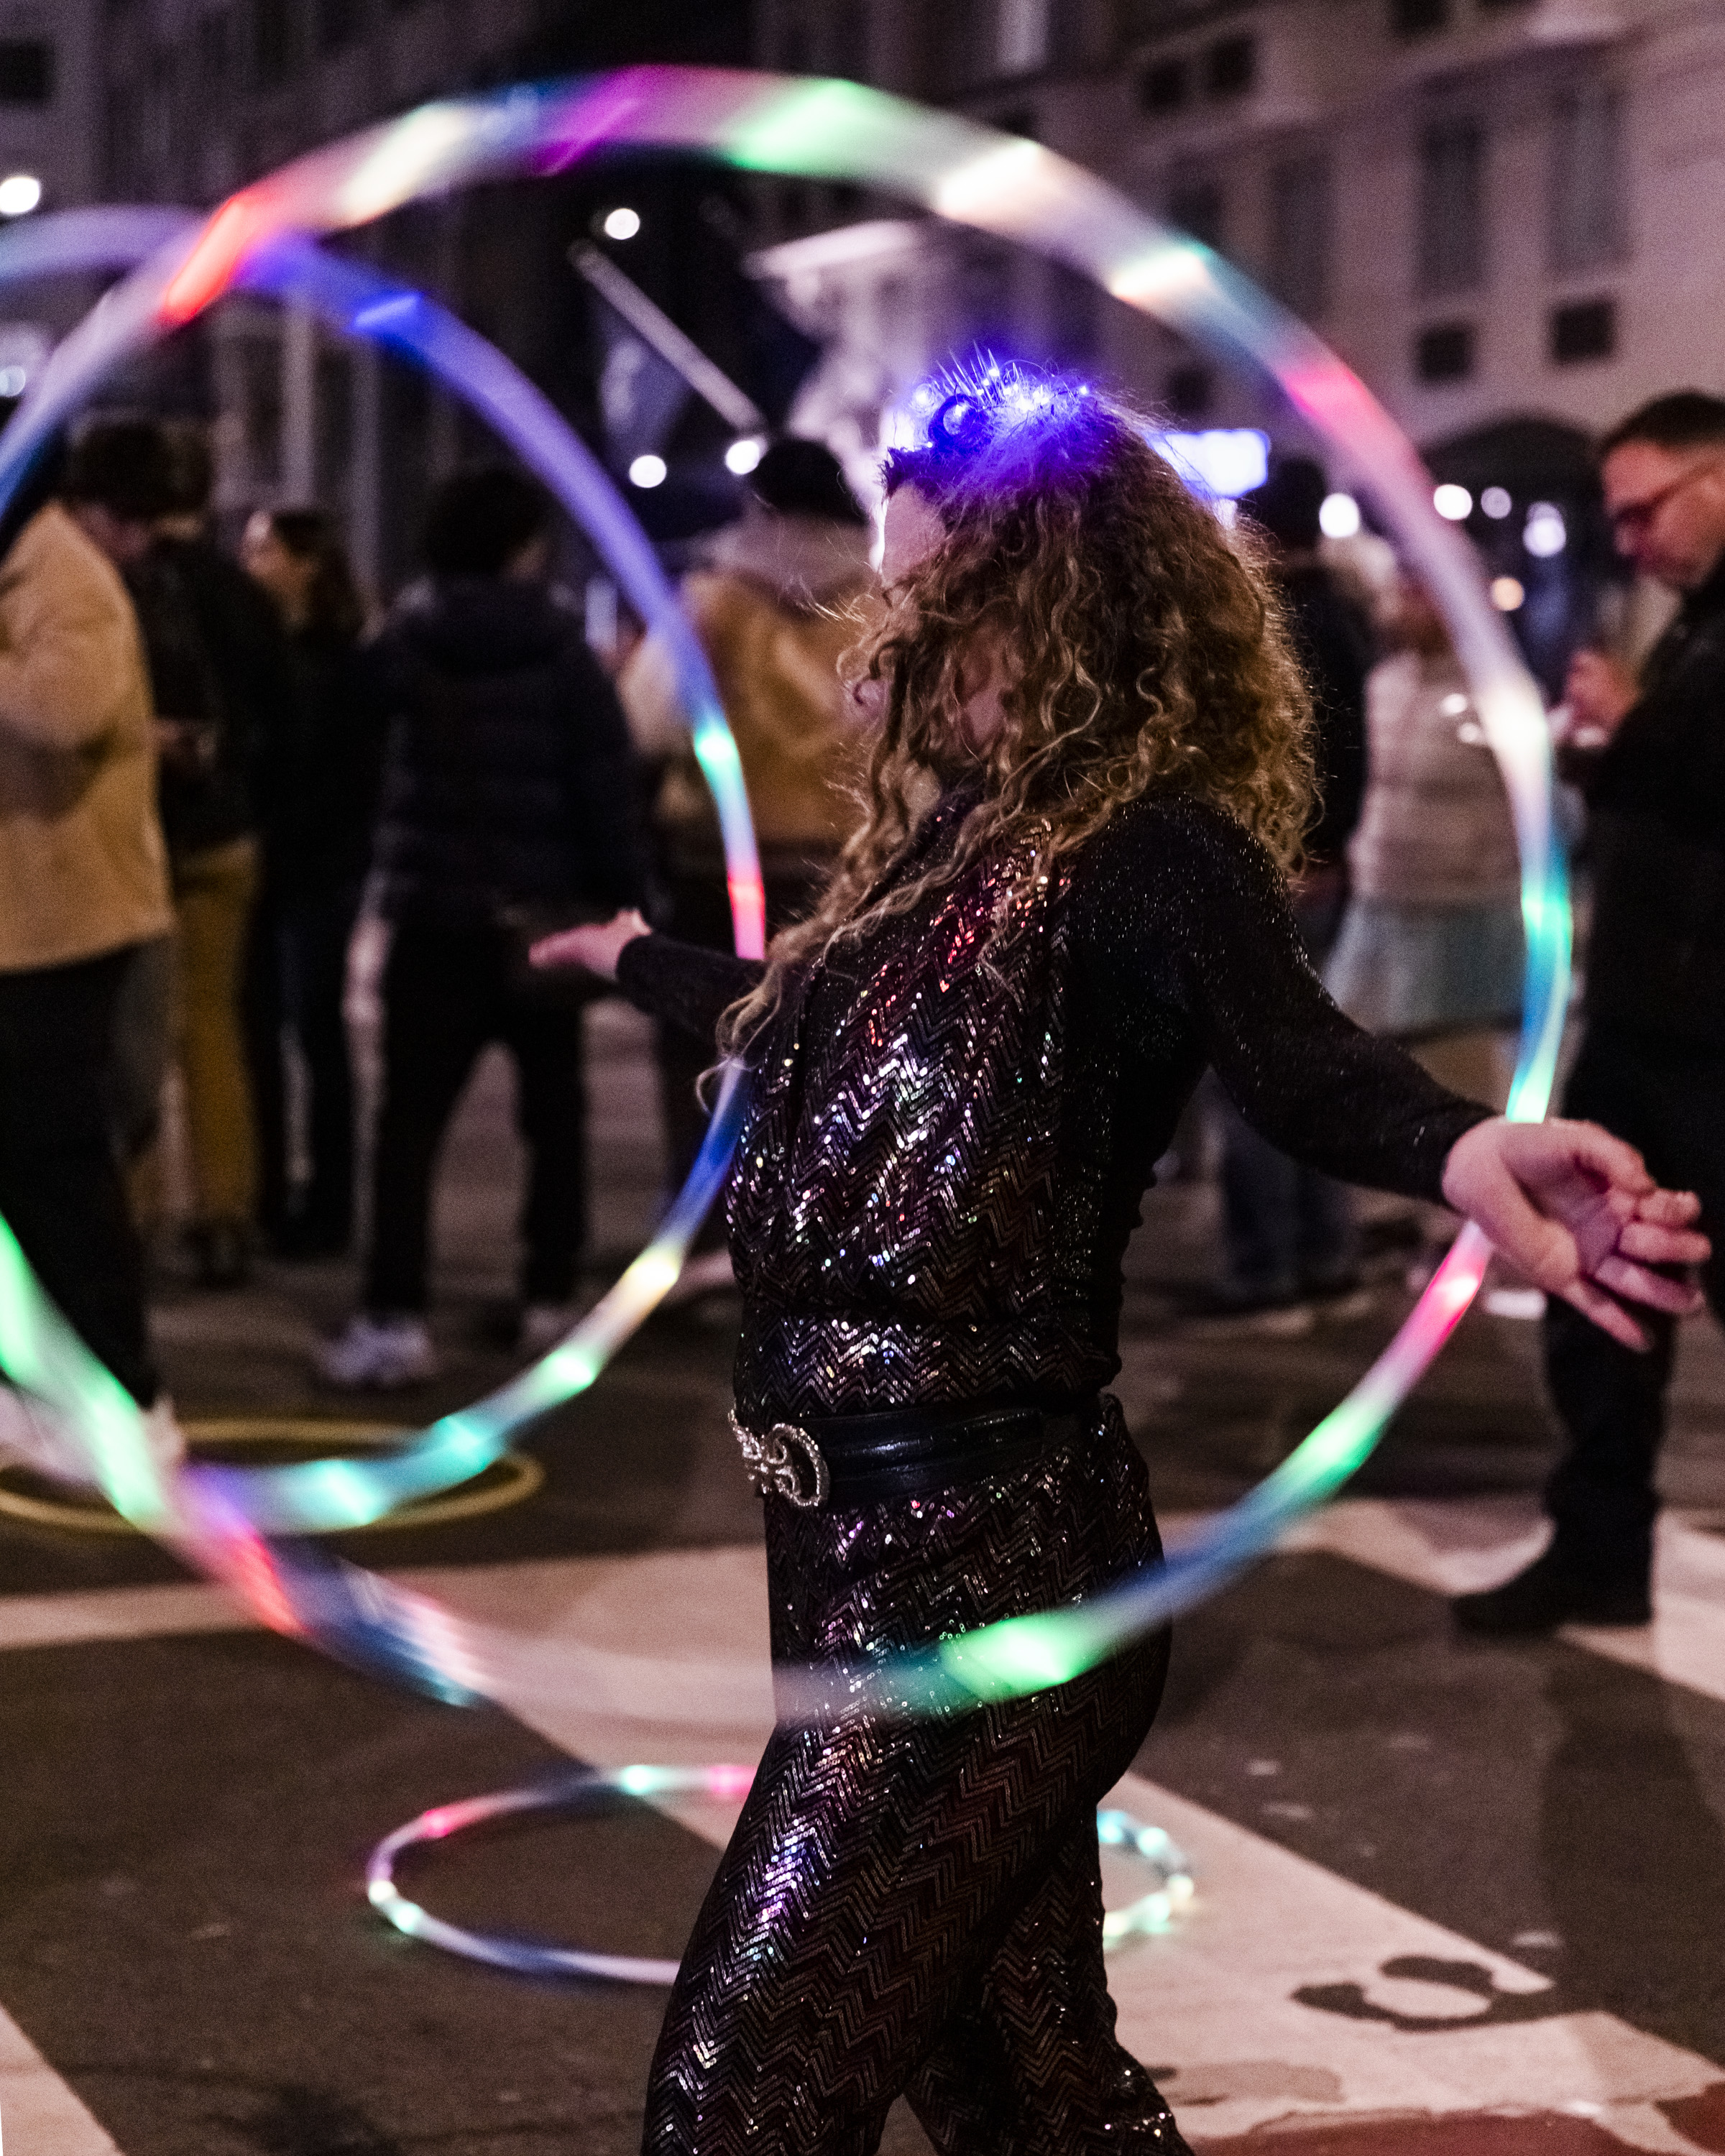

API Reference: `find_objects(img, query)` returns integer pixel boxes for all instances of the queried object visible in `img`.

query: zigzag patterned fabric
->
[727,788,1100,1422]
[643,1399,1192,2154]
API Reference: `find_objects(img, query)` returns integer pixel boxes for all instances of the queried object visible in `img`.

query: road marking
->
[5,1531,1725,2149]
[415,1543,1724,2152]
[1273,1501,1725,1712]
[0,2005,124,2156]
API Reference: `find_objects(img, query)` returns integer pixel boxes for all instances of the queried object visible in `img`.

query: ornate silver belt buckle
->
[728,1411,831,1508]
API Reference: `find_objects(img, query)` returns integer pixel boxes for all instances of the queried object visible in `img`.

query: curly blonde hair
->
[719,364,1315,1056]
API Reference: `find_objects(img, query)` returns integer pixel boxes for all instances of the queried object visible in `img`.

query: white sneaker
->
[519,1302,578,1355]
[315,1314,441,1389]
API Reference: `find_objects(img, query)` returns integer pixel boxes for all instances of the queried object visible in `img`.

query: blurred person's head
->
[1241,456,1326,559]
[423,465,551,579]
[1597,392,1725,593]
[156,421,215,538]
[62,416,176,566]
[749,438,868,526]
[243,506,365,641]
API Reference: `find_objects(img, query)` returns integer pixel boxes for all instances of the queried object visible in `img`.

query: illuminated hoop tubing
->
[365,1766,1192,1986]
[0,70,1567,1715]
[0,1417,541,1537]
[0,211,758,1678]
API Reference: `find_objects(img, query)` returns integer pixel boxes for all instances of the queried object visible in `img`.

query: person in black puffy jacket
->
[317,466,649,1388]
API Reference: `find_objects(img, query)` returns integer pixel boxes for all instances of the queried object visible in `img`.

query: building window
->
[0,40,53,105]
[1139,57,1188,114]
[317,0,362,54]
[1550,297,1615,364]
[198,11,232,83]
[997,0,1049,77]
[1205,34,1255,97]
[1416,321,1474,382]
[1418,116,1486,295]
[827,2,868,81]
[253,0,293,86]
[1269,152,1332,319]
[1167,173,1225,252]
[1550,83,1627,274]
[1392,0,1449,32]
[104,86,137,193]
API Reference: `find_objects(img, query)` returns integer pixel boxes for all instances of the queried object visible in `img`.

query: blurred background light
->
[1491,575,1526,611]
[0,175,42,218]
[1524,501,1567,558]
[1481,485,1513,520]
[1319,491,1361,539]
[1150,428,1269,499]
[600,206,641,241]
[1433,482,1473,521]
[724,435,765,475]
[627,452,667,487]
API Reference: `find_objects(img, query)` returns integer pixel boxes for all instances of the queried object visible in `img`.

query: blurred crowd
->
[0,381,1721,1643]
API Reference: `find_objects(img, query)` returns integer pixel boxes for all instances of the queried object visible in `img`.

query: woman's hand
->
[529,909,650,984]
[1441,1118,1708,1349]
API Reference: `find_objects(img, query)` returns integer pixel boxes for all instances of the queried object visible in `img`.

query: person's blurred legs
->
[244,889,290,1245]
[1211,878,1356,1309]
[1455,1026,1725,1634]
[362,925,489,1317]
[505,991,586,1311]
[0,950,157,1406]
[172,837,261,1281]
[288,882,362,1250]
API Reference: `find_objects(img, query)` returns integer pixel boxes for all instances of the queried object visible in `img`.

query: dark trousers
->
[364,921,586,1314]
[0,949,156,1406]
[247,880,362,1241]
[644,1401,1186,2154]
[655,862,829,1251]
[1214,874,1357,1296]
[1543,1023,1725,1583]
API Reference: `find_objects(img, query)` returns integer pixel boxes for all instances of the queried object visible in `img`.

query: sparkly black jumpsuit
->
[617,788,1486,2156]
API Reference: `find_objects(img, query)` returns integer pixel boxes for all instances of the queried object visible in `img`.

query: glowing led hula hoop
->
[0,215,755,1583]
[0,69,1567,1713]
[365,1767,1192,1986]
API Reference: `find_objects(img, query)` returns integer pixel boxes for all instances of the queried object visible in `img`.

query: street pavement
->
[4,1000,1724,2155]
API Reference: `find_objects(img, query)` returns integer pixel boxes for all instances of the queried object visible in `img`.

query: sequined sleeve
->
[615,931,764,1043]
[1075,796,1492,1202]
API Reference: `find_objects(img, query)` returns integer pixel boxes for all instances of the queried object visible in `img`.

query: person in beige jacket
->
[0,467,172,1448]
[620,439,877,1277]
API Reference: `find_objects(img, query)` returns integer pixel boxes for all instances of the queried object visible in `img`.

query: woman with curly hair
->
[535,364,1704,2156]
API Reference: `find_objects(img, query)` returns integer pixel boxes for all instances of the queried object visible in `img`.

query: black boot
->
[1452,1544,1651,1636]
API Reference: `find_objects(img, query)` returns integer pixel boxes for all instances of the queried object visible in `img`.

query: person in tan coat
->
[0,452,174,1457]
[620,440,877,1279]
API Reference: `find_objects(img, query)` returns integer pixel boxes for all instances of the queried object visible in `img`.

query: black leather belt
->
[727,1399,1096,1508]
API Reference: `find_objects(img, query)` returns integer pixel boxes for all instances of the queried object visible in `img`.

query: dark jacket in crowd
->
[1279,559,1373,868]
[261,626,390,900]
[126,534,298,859]
[369,575,649,930]
[1579,557,1725,1048]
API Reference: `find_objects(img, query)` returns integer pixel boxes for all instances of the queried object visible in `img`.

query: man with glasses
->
[1457,391,1725,1634]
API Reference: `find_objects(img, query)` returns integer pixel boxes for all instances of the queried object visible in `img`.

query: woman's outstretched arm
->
[530,912,764,1044]
[1080,798,1708,1346]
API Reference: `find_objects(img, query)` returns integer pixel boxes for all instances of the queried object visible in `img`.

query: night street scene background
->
[3,4,1725,2154]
